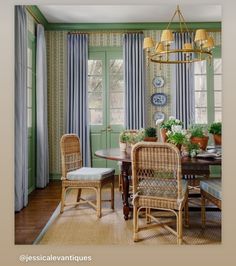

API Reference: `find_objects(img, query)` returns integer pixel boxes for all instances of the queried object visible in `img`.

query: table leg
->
[121,161,131,220]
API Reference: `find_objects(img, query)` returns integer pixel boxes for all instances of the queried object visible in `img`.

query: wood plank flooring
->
[15,180,61,245]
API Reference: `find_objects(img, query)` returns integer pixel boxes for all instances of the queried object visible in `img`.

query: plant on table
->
[166,127,187,151]
[209,122,222,146]
[144,127,157,142]
[160,116,183,142]
[188,124,209,151]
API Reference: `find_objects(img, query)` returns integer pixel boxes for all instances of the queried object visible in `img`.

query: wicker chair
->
[131,142,189,244]
[200,179,221,228]
[60,134,115,218]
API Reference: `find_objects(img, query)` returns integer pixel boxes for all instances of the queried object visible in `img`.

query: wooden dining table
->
[95,148,221,220]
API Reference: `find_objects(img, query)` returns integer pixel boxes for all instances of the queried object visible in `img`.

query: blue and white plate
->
[152,76,165,88]
[151,93,167,106]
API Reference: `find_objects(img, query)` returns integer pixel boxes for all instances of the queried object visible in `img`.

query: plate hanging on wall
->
[153,111,165,122]
[152,76,165,88]
[151,93,167,106]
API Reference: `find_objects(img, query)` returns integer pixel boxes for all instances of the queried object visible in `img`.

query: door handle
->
[107,126,112,132]
[101,128,106,132]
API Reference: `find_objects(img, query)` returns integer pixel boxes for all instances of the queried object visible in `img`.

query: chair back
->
[60,134,83,178]
[131,142,183,200]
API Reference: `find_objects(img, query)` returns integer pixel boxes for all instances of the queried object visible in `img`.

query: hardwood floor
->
[15,180,61,245]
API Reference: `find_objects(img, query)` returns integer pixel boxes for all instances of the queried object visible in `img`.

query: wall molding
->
[28,6,221,31]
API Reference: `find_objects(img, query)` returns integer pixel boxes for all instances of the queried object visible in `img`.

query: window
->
[194,47,222,124]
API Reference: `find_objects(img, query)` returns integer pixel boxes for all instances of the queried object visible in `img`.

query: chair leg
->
[201,192,206,228]
[184,198,189,228]
[133,205,138,242]
[111,177,115,210]
[60,185,66,214]
[146,208,151,224]
[97,187,102,218]
[177,210,183,245]
[76,188,82,206]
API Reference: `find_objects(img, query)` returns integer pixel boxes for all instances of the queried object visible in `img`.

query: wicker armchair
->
[60,134,115,218]
[131,142,189,244]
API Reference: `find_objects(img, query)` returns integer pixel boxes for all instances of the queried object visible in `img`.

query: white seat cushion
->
[67,167,115,181]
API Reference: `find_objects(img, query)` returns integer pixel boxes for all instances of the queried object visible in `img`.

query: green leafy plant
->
[160,116,183,131]
[144,127,157,137]
[167,130,187,145]
[209,122,221,135]
[189,124,208,138]
[185,141,200,157]
[119,131,129,143]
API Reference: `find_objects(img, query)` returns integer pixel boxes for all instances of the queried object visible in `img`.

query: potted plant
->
[209,122,222,146]
[144,127,157,142]
[189,124,209,151]
[184,141,200,158]
[160,116,183,142]
[119,131,128,151]
[166,128,187,151]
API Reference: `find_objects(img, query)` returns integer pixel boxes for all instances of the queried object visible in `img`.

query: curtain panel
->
[15,6,28,211]
[67,33,91,166]
[123,33,146,129]
[171,32,195,129]
[36,24,49,188]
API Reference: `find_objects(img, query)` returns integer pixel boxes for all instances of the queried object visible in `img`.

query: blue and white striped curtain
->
[123,33,146,129]
[172,32,195,129]
[67,33,91,166]
[15,6,28,211]
[36,24,49,188]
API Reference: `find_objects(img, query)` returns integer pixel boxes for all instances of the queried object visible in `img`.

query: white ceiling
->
[38,5,221,23]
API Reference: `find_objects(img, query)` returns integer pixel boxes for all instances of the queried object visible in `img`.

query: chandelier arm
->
[166,8,178,30]
[179,10,192,39]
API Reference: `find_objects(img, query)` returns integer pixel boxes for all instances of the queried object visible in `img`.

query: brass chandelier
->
[143,5,215,64]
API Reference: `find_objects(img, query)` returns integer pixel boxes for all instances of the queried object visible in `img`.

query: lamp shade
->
[194,29,207,42]
[203,36,215,49]
[155,42,164,53]
[143,37,154,49]
[161,30,174,43]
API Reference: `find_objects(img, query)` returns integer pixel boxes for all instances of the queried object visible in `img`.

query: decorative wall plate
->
[153,111,165,122]
[152,76,165,88]
[151,93,167,106]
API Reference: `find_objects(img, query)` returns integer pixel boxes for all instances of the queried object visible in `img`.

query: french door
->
[88,48,124,172]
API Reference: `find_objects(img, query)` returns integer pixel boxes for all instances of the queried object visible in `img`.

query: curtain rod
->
[67,30,143,35]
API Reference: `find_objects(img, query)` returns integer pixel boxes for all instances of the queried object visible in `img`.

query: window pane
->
[110,92,124,108]
[27,108,32,127]
[89,109,102,125]
[215,107,222,122]
[110,75,124,91]
[110,109,124,125]
[214,75,222,92]
[27,48,32,68]
[110,59,123,74]
[214,91,222,107]
[27,88,32,107]
[195,108,207,124]
[88,60,102,75]
[194,61,206,74]
[195,91,207,107]
[194,75,207,91]
[27,68,32,87]
[88,76,102,92]
[214,58,222,74]
[88,92,102,108]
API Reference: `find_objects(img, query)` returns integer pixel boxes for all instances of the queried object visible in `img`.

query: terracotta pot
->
[160,128,168,142]
[190,136,209,151]
[143,137,158,142]
[213,134,221,146]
